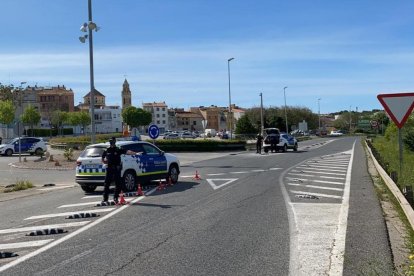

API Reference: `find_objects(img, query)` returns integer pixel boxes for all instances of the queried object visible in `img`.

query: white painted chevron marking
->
[206,179,238,190]
[24,208,114,220]
[0,240,54,250]
[0,222,90,235]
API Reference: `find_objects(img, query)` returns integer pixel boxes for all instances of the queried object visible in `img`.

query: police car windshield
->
[81,147,106,158]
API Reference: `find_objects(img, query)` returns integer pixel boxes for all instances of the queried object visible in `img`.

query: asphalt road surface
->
[0,137,393,275]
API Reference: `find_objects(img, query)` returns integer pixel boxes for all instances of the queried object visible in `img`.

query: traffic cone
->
[157,180,165,191]
[119,191,127,205]
[167,177,173,186]
[193,170,202,180]
[136,183,144,196]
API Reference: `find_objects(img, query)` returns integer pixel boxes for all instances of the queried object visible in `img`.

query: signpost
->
[377,92,414,176]
[148,124,160,144]
[201,120,207,139]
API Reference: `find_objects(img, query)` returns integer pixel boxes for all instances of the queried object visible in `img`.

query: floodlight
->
[80,23,88,32]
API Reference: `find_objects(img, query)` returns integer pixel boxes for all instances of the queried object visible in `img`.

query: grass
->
[3,180,34,193]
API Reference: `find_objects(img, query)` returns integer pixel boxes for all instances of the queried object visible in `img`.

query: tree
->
[122,106,152,129]
[78,112,91,135]
[21,105,41,136]
[0,100,15,140]
[66,111,90,135]
[51,110,68,136]
[0,83,14,102]
[235,114,257,135]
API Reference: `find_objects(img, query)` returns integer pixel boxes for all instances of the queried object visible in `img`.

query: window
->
[157,120,160,124]
[156,107,159,111]
[162,114,165,117]
[162,120,166,124]
[156,114,160,118]
[162,108,165,111]
[142,144,160,155]
[193,121,197,125]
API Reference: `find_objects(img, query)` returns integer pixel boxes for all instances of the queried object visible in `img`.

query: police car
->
[0,137,47,156]
[262,128,281,153]
[277,133,298,152]
[75,140,180,193]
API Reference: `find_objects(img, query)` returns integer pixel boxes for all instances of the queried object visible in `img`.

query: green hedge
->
[49,134,124,150]
[24,128,73,137]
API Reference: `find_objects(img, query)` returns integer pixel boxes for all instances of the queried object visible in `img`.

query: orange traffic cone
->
[193,170,202,180]
[119,191,127,205]
[157,180,165,191]
[136,183,144,196]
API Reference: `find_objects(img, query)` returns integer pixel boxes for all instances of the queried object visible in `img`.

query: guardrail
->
[365,140,414,230]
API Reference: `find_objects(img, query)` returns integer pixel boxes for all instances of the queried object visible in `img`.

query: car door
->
[14,138,28,153]
[141,143,168,179]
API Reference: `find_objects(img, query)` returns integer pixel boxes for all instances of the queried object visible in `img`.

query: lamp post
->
[227,57,234,139]
[318,98,321,132]
[17,81,26,162]
[79,0,99,144]
[283,86,288,133]
[260,93,264,135]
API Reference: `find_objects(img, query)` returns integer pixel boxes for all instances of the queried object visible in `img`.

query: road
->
[0,137,393,275]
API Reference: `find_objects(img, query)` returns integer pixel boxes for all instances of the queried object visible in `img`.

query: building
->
[190,106,227,132]
[175,111,204,131]
[83,106,122,134]
[121,79,132,109]
[80,88,106,110]
[142,102,169,133]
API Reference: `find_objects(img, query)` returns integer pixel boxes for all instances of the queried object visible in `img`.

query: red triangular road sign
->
[377,92,414,129]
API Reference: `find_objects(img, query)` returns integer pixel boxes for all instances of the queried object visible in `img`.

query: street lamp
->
[227,57,234,139]
[18,81,26,162]
[318,98,321,132]
[260,93,264,135]
[283,86,288,133]
[79,0,99,144]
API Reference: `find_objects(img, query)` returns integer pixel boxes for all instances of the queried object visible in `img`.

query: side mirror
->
[160,151,165,156]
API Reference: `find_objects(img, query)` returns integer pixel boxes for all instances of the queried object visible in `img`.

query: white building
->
[142,102,169,132]
[83,106,122,134]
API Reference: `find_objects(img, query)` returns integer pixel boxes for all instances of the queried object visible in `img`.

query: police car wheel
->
[293,144,298,151]
[282,144,287,152]
[5,149,13,156]
[81,185,97,193]
[168,165,179,184]
[35,148,43,156]
[123,171,136,192]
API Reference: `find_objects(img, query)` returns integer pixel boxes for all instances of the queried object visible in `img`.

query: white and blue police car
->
[75,140,180,193]
[277,133,298,152]
[0,137,47,156]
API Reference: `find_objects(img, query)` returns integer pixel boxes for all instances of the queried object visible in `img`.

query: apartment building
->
[175,111,204,131]
[142,102,169,132]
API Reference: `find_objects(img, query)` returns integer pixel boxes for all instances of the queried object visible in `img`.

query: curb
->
[8,163,74,171]
[365,140,414,230]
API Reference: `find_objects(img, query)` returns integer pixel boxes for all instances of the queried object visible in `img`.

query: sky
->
[1,0,414,114]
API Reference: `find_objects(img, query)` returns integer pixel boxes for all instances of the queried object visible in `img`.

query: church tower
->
[122,78,132,109]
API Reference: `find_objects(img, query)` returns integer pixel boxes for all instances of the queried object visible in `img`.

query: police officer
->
[101,137,139,203]
[256,133,263,154]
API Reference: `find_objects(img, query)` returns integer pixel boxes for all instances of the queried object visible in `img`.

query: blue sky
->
[1,0,414,113]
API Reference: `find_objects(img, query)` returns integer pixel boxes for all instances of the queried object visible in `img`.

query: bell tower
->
[122,78,132,109]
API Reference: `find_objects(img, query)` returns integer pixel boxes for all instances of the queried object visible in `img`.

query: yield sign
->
[377,92,414,129]
[206,179,237,190]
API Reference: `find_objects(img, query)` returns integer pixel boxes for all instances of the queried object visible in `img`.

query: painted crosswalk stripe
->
[308,161,349,166]
[24,208,115,220]
[252,169,266,172]
[0,240,54,250]
[297,166,347,173]
[320,176,346,180]
[290,190,342,199]
[287,183,301,186]
[58,199,133,208]
[303,164,348,169]
[82,195,102,199]
[288,173,315,177]
[286,177,344,185]
[207,173,225,176]
[292,170,346,176]
[269,167,283,171]
[0,221,90,235]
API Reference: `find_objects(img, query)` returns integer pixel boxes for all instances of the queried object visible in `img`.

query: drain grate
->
[0,252,18,259]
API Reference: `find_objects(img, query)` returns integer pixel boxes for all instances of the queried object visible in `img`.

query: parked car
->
[0,137,47,156]
[263,128,281,153]
[221,133,229,139]
[75,140,180,193]
[329,130,344,137]
[277,133,298,152]
[180,132,195,139]
[163,133,180,140]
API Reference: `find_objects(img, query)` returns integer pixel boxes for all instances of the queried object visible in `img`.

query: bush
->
[24,128,73,137]
[4,180,34,193]
[404,128,414,152]
[63,148,74,161]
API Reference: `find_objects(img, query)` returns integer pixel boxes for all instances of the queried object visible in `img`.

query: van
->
[204,129,216,137]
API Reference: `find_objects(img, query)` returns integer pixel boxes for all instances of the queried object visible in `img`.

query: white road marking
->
[24,208,115,220]
[290,190,342,199]
[37,185,75,191]
[269,167,283,170]
[230,171,248,174]
[58,198,133,208]
[292,170,346,176]
[0,187,158,273]
[206,179,238,190]
[305,185,344,191]
[320,175,346,180]
[286,177,344,185]
[287,183,301,186]
[252,169,266,172]
[309,179,344,185]
[206,173,225,176]
[0,240,54,250]
[82,195,102,199]
[297,166,346,173]
[287,173,315,177]
[305,163,348,168]
[0,222,90,235]
[179,175,194,178]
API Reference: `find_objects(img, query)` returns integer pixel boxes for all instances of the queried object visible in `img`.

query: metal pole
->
[283,86,288,133]
[88,0,96,143]
[18,82,25,162]
[227,58,234,139]
[260,93,264,135]
[398,128,403,177]
[349,105,352,132]
[318,98,321,131]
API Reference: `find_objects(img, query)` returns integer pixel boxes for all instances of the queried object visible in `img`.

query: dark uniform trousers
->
[103,166,124,201]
